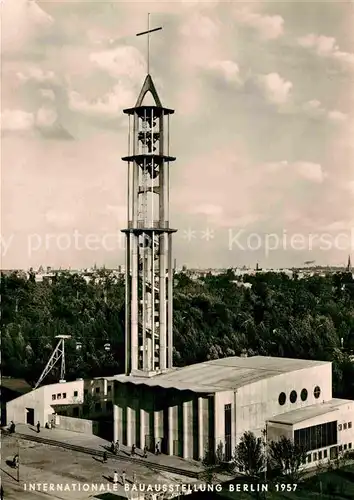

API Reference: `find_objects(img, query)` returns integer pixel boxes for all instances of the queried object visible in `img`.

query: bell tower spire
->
[121,20,176,377]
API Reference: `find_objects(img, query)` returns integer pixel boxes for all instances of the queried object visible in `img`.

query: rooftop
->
[1,377,32,394]
[268,398,354,425]
[106,356,329,393]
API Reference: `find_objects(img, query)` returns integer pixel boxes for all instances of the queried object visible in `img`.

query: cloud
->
[294,162,325,183]
[208,60,241,83]
[36,107,57,127]
[180,13,219,39]
[178,13,220,69]
[89,46,145,81]
[45,210,76,227]
[302,99,326,117]
[191,204,223,216]
[2,0,53,54]
[40,89,56,101]
[233,7,284,40]
[267,161,325,183]
[17,67,57,83]
[327,110,347,122]
[302,101,347,123]
[257,73,293,104]
[1,107,73,140]
[68,83,135,118]
[298,34,354,68]
[1,109,34,131]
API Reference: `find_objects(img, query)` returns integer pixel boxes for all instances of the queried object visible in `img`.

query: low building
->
[6,378,114,439]
[1,378,32,425]
[108,356,354,467]
[6,380,85,427]
[268,398,354,464]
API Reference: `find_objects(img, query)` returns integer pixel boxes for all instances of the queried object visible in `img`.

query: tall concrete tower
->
[122,73,176,377]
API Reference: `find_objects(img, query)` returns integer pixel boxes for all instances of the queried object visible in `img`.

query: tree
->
[1,269,354,400]
[82,392,97,418]
[268,436,307,482]
[233,431,265,478]
[201,447,218,484]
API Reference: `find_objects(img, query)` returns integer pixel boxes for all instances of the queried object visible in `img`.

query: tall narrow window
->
[224,404,232,462]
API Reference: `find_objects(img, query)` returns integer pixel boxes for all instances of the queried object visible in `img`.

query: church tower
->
[121,74,176,377]
[347,254,352,273]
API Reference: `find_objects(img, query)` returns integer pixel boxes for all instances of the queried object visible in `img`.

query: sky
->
[1,0,354,270]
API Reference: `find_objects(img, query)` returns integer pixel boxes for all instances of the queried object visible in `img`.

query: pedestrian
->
[133,472,137,484]
[0,484,4,500]
[131,443,136,457]
[122,470,126,486]
[143,445,148,458]
[36,421,40,433]
[155,442,160,455]
[115,439,120,453]
[103,451,107,463]
[113,471,118,484]
[111,441,115,453]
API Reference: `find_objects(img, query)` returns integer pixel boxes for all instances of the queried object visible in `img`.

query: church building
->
[108,64,354,466]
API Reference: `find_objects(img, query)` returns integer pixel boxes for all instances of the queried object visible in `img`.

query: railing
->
[128,220,169,229]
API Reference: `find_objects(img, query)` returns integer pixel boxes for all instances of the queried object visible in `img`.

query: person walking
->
[131,444,136,457]
[121,471,126,486]
[115,439,120,453]
[110,441,115,453]
[133,472,137,485]
[113,471,118,484]
[143,445,148,458]
[155,442,160,455]
[36,421,40,433]
[103,451,107,463]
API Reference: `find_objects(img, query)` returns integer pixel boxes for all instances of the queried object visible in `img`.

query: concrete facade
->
[268,398,354,466]
[6,380,84,427]
[112,383,213,460]
[110,357,354,467]
[6,378,114,430]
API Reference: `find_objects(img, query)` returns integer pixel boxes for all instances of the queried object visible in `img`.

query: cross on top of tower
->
[136,13,163,75]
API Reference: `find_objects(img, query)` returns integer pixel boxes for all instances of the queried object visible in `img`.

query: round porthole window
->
[314,386,321,399]
[290,390,297,403]
[301,389,308,402]
[278,392,286,405]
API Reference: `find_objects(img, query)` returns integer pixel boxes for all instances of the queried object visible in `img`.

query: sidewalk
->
[9,424,204,477]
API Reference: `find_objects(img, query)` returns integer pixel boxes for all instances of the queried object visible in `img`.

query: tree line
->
[1,269,354,398]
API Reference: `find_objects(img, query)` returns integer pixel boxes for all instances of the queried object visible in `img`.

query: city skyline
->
[2,1,353,270]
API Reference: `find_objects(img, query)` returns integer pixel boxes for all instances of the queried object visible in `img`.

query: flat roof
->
[104,356,329,393]
[268,398,354,425]
[1,378,32,394]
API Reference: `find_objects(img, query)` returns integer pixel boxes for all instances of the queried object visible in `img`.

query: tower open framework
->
[122,75,176,376]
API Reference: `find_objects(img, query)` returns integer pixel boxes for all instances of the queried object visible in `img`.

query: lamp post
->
[17,440,20,483]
